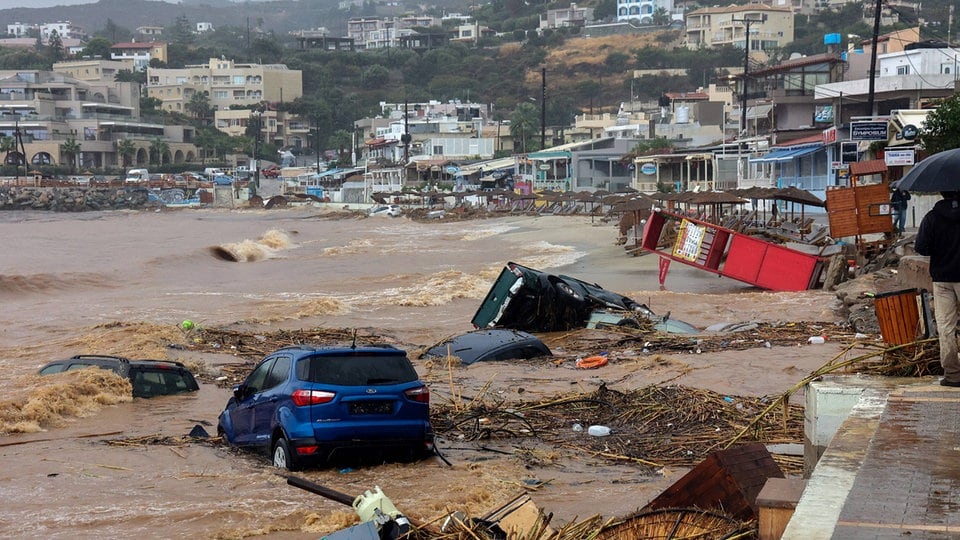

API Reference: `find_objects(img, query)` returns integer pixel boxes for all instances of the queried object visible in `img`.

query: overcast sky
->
[0,0,101,8]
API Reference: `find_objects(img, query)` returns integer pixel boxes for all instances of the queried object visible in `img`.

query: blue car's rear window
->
[296,355,419,386]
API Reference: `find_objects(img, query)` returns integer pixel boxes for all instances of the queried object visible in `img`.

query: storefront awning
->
[750,145,822,163]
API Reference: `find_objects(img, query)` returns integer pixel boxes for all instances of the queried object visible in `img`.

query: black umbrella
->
[897,148,960,193]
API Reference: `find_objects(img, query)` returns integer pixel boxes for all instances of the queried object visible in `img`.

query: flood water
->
[0,207,773,538]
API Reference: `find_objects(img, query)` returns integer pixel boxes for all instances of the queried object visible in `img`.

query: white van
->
[125,168,149,183]
[204,167,224,177]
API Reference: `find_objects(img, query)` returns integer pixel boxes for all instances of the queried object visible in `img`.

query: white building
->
[196,22,215,33]
[617,0,676,24]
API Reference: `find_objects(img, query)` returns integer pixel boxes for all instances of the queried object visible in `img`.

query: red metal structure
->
[640,210,827,291]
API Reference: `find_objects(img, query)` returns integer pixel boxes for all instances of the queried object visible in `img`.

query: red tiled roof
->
[850,159,887,176]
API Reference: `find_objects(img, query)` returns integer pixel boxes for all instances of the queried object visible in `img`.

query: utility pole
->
[732,15,765,136]
[867,0,882,116]
[540,67,546,150]
[314,117,321,173]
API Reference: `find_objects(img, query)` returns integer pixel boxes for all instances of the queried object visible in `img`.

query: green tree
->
[80,37,113,59]
[149,137,169,166]
[96,18,132,42]
[115,139,136,167]
[510,102,539,153]
[0,135,17,164]
[652,7,671,26]
[921,93,960,154]
[115,69,146,84]
[185,90,212,122]
[194,128,218,165]
[328,129,353,165]
[46,30,64,62]
[167,15,194,46]
[60,137,81,173]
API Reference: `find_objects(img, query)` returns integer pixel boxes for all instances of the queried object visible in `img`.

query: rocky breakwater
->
[0,186,153,211]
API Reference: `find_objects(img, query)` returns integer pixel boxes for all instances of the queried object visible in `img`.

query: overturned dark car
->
[472,262,698,334]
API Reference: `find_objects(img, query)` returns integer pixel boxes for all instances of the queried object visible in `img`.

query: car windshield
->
[296,354,418,386]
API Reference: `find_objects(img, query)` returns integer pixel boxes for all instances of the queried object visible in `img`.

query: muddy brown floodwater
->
[0,208,845,538]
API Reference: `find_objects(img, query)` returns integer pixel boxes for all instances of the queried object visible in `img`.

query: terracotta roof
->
[745,53,841,78]
[850,159,887,176]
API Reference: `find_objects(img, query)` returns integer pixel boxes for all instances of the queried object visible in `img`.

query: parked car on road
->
[217,344,433,471]
[38,355,200,398]
[368,204,401,217]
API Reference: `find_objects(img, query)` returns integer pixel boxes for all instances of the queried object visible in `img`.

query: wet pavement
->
[786,381,960,539]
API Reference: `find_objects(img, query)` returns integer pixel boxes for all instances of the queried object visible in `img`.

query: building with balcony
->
[346,16,441,49]
[111,42,168,71]
[53,59,136,82]
[845,27,920,80]
[685,4,794,57]
[0,70,196,170]
[617,0,675,25]
[541,3,594,31]
[146,58,302,116]
[815,42,960,119]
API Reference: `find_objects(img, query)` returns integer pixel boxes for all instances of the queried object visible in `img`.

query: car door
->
[250,355,292,439]
[229,358,275,445]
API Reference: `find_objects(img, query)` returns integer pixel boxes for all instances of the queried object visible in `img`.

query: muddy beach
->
[0,207,855,538]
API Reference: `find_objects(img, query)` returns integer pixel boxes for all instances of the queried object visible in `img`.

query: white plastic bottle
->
[587,425,611,437]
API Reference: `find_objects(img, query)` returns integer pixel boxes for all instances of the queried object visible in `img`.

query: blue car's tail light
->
[291,389,335,406]
[404,385,430,404]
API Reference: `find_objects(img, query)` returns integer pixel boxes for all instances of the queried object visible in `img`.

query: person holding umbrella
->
[915,191,960,387]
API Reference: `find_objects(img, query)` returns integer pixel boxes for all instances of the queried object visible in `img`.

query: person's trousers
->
[933,282,960,381]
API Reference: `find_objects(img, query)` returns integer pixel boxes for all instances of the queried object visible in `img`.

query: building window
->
[896,65,910,75]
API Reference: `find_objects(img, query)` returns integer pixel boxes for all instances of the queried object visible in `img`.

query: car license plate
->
[349,401,393,415]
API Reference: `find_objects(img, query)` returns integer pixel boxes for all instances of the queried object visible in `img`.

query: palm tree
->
[149,137,169,166]
[0,135,16,165]
[185,91,212,123]
[60,137,81,173]
[115,139,136,168]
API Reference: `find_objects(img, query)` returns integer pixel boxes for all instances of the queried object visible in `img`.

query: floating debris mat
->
[596,507,753,540]
[431,384,804,473]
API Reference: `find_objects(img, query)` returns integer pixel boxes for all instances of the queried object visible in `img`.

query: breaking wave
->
[0,369,132,434]
[514,241,585,269]
[0,272,113,297]
[459,224,519,241]
[249,296,350,323]
[379,269,493,307]
[321,238,375,256]
[210,229,295,262]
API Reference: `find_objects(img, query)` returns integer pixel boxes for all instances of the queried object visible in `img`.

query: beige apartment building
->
[685,4,794,58]
[52,59,136,82]
[146,58,302,116]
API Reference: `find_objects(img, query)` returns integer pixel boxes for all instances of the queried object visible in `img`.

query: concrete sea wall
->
[0,186,153,211]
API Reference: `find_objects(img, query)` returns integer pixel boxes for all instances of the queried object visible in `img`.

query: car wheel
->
[272,437,301,471]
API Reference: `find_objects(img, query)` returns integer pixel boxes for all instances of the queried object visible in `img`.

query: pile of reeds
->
[431,383,804,472]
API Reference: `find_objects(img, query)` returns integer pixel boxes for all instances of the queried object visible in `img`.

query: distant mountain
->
[0,0,359,36]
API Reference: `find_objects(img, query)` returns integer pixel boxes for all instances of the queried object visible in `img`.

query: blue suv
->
[217,344,433,470]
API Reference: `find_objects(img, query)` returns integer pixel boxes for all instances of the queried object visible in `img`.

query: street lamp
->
[251,109,262,190]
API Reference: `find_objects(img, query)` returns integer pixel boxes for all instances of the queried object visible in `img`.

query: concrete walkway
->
[785,378,960,538]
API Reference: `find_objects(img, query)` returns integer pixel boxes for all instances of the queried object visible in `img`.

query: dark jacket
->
[891,189,910,210]
[915,197,960,282]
